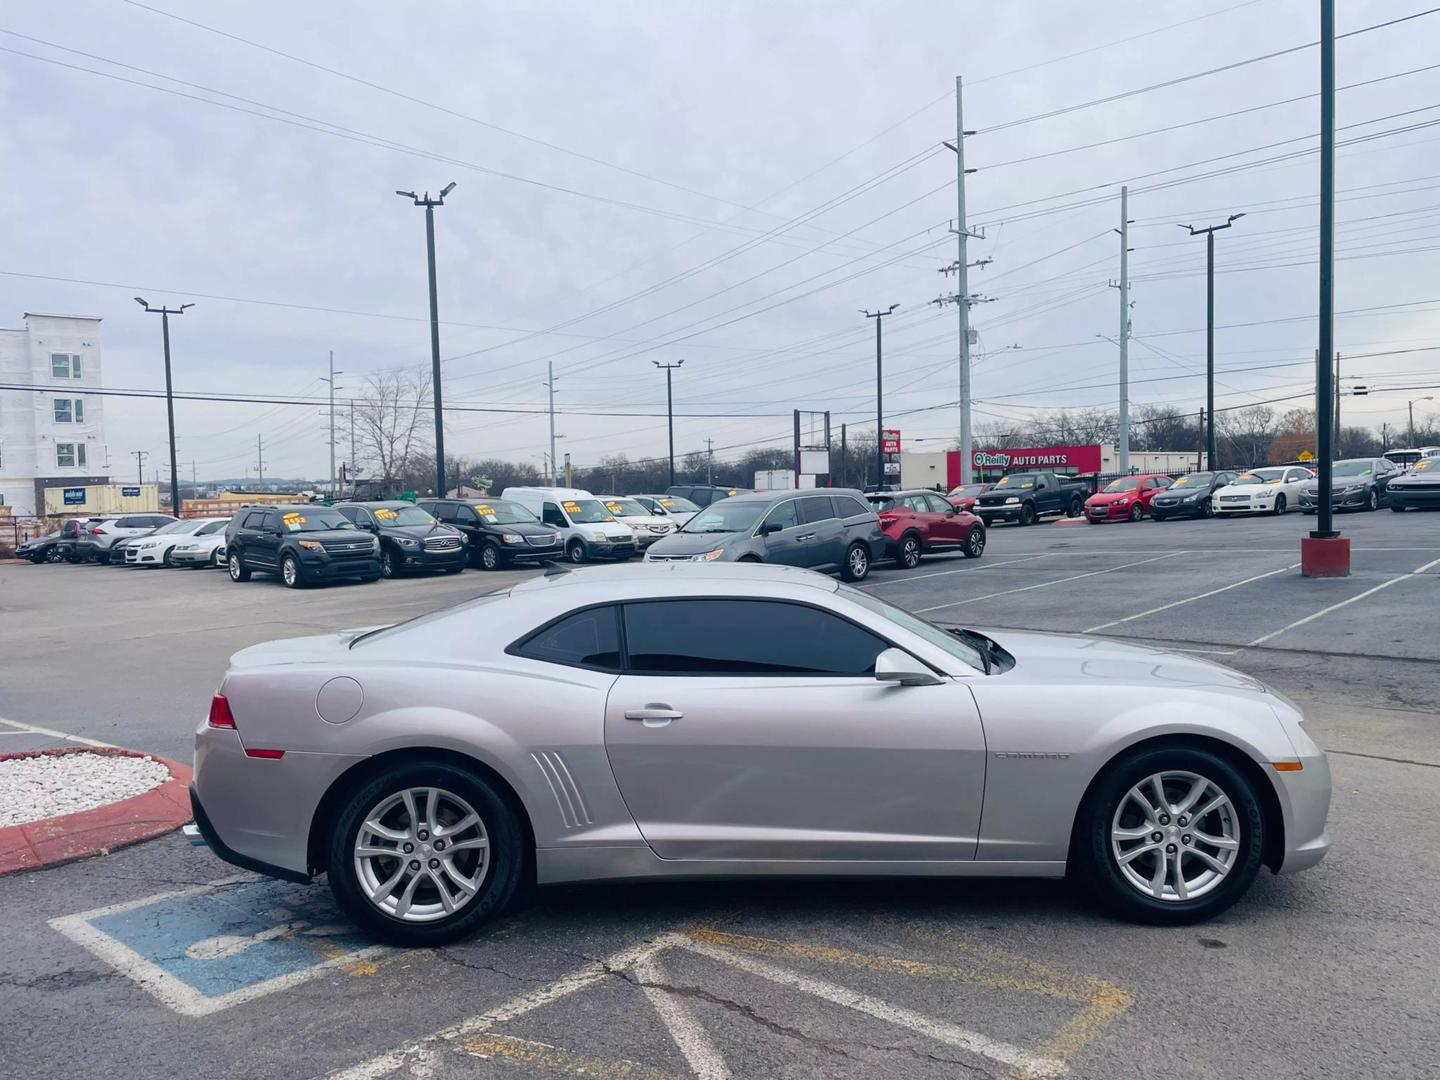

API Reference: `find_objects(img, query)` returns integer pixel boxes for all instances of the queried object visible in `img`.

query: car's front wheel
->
[962,525,985,559]
[1074,746,1264,925]
[1273,494,1287,515]
[1129,504,1144,522]
[1019,503,1037,527]
[281,554,304,588]
[380,548,400,579]
[327,762,526,946]
[565,539,587,564]
[479,542,502,571]
[1365,489,1378,512]
[841,542,870,582]
[895,534,921,569]
[228,552,251,581]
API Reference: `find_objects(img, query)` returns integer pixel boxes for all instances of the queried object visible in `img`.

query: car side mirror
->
[874,648,945,687]
[759,522,783,536]
[946,506,958,514]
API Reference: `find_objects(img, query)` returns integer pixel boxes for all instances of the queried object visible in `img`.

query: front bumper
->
[976,505,1022,522]
[171,547,219,565]
[125,547,167,565]
[395,546,467,571]
[584,539,638,558]
[1390,485,1440,509]
[1150,499,1203,518]
[299,554,382,580]
[1085,502,1135,521]
[1298,488,1369,510]
[1215,497,1274,514]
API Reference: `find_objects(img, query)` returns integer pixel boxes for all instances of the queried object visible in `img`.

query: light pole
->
[1180,213,1245,469]
[654,360,684,487]
[863,305,899,489]
[321,351,344,499]
[396,182,456,497]
[134,297,191,516]
[1410,397,1435,445]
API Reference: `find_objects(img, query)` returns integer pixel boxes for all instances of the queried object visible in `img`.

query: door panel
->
[799,496,843,568]
[757,500,807,566]
[604,675,985,860]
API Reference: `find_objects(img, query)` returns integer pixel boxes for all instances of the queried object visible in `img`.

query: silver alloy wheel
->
[228,553,243,579]
[381,549,397,578]
[900,536,920,568]
[1111,770,1240,902]
[481,544,500,570]
[354,787,490,923]
[213,547,224,568]
[282,556,299,587]
[848,544,868,578]
[966,527,985,557]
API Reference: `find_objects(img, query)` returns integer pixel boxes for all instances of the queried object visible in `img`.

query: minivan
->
[499,487,637,563]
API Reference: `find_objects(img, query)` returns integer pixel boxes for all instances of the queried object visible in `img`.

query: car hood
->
[1152,487,1204,500]
[1390,471,1437,486]
[981,629,1269,694]
[1301,478,1372,491]
[379,523,455,540]
[614,514,673,529]
[1086,491,1136,505]
[1215,483,1280,496]
[647,530,743,555]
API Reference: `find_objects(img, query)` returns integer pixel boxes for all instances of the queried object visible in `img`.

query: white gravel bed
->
[0,752,171,827]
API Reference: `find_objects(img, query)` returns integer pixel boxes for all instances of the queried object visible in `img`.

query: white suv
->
[77,514,178,563]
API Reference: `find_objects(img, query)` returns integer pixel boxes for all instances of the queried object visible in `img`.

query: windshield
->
[1331,460,1374,478]
[1170,473,1213,488]
[1384,450,1421,466]
[657,495,700,512]
[1411,459,1434,473]
[373,506,437,526]
[840,587,987,674]
[282,509,355,532]
[993,474,1037,490]
[866,496,898,511]
[949,484,988,498]
[602,498,650,517]
[153,520,200,535]
[1234,469,1284,485]
[1104,477,1144,493]
[562,499,615,524]
[470,500,537,525]
[681,501,767,534]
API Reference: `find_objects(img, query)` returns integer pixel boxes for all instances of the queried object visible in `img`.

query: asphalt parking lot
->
[1,509,1437,1079]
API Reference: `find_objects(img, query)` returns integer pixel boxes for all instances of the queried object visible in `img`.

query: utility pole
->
[1180,215,1245,469]
[395,182,456,497]
[941,76,983,487]
[190,460,197,489]
[705,438,713,485]
[1333,352,1341,449]
[1313,0,1338,543]
[132,449,149,484]
[863,305,899,489]
[133,298,191,517]
[348,406,358,496]
[1113,186,1133,475]
[545,361,558,486]
[322,350,343,498]
[793,410,802,489]
[653,360,684,487]
[1381,421,1389,451]
[1197,409,1205,471]
[256,433,264,485]
[840,424,847,488]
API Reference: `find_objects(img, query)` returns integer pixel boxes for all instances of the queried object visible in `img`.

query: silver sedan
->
[189,563,1330,945]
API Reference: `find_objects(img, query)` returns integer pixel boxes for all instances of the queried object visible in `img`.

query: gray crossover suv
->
[642,489,885,581]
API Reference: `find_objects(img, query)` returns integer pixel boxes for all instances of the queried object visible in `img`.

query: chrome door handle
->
[624,705,682,727]
[796,532,814,541]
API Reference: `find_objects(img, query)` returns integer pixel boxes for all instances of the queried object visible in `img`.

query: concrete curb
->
[0,746,192,877]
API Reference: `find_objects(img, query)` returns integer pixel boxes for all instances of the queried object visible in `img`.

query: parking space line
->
[1082,563,1301,633]
[458,1034,684,1079]
[864,552,1061,586]
[1248,555,1440,646]
[915,552,1184,613]
[634,954,732,1080]
[0,716,116,749]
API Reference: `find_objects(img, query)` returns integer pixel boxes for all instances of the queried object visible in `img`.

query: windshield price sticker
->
[474,504,496,515]
[375,508,399,520]
[1416,460,1432,472]
[605,502,626,513]
[282,512,306,531]
[563,501,583,514]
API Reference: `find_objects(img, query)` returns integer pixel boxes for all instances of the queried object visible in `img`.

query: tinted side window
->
[542,502,567,527]
[241,511,266,529]
[198,521,226,535]
[623,600,887,676]
[514,606,620,671]
[836,495,871,518]
[335,506,359,523]
[455,506,478,524]
[801,496,836,523]
[761,500,799,531]
[259,511,279,531]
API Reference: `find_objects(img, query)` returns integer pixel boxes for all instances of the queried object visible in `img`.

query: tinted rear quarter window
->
[623,599,887,676]
[836,495,872,518]
[800,496,836,523]
[514,606,621,671]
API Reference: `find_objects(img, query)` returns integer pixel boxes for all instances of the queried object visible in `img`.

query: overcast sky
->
[5,0,1440,482]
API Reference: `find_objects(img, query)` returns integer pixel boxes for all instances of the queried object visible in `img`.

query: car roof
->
[510,561,840,597]
[341,500,421,509]
[715,488,867,505]
[868,489,940,498]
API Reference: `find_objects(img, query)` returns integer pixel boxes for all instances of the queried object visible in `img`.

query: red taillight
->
[878,512,900,522]
[92,526,106,534]
[244,748,285,759]
[207,693,236,729]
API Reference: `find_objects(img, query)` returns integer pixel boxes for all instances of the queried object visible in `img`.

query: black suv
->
[664,484,744,508]
[224,504,381,588]
[334,501,467,577]
[417,497,562,570]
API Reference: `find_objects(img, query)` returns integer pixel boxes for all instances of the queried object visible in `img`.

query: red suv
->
[1084,474,1174,523]
[866,489,986,569]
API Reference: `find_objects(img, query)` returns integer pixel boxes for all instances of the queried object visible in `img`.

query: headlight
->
[1004,496,1020,505]
[690,549,725,562]
[396,536,419,547]
[371,536,380,549]
[588,530,607,542]
[1182,492,1200,502]
[501,533,524,544]
[298,539,324,551]
[175,543,196,551]
[1341,484,1364,495]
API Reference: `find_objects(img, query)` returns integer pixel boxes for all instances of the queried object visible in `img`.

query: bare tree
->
[353,371,432,491]
[1217,405,1276,469]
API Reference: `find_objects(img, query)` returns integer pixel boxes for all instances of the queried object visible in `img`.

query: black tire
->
[565,539,587,564]
[380,548,401,579]
[479,542,503,571]
[1073,745,1265,926]
[1067,496,1083,519]
[161,549,174,568]
[1273,494,1287,515]
[961,525,986,559]
[326,761,526,947]
[1019,502,1037,527]
[281,554,305,589]
[228,552,251,581]
[841,542,870,582]
[45,546,67,564]
[1364,489,1378,512]
[1128,504,1144,523]
[213,548,225,569]
[1202,498,1215,519]
[1390,502,1406,512]
[737,554,763,563]
[895,533,921,570]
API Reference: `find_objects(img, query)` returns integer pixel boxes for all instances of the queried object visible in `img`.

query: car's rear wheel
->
[1019,503,1037,527]
[962,525,985,559]
[228,552,251,581]
[212,548,225,568]
[1128,504,1144,522]
[327,762,526,946]
[479,542,502,571]
[1074,746,1264,925]
[895,533,921,569]
[841,542,870,582]
[281,554,304,588]
[1273,494,1287,515]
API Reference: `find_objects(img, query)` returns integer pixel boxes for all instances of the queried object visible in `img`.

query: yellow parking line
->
[459,1033,684,1079]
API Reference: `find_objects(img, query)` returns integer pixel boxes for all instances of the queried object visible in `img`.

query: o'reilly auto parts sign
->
[971,445,1103,473]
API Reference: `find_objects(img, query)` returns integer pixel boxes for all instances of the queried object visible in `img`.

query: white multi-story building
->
[0,312,109,516]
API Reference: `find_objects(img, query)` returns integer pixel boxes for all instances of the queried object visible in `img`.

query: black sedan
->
[1148,471,1237,520]
[334,502,467,577]
[1299,458,1400,514]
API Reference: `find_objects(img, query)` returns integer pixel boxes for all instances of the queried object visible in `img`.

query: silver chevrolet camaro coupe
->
[189,563,1330,946]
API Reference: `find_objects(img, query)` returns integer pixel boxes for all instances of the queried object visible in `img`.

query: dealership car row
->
[15,456,1438,586]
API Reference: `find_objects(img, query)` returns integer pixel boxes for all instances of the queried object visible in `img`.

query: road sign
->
[1298,450,1316,461]
[63,487,85,505]
[883,461,901,475]
[881,429,902,454]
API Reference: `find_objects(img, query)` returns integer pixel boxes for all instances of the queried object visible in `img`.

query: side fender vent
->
[531,751,593,829]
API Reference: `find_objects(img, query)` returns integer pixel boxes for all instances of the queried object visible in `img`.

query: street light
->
[863,304,900,489]
[1410,396,1435,445]
[396,181,457,497]
[1179,213,1245,470]
[134,297,193,516]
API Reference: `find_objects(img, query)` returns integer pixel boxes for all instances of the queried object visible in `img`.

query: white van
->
[1382,446,1440,472]
[500,487,637,563]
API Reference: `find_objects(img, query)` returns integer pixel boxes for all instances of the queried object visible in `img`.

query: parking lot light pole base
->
[1301,534,1350,578]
